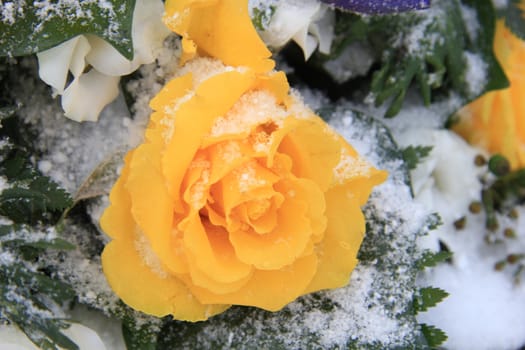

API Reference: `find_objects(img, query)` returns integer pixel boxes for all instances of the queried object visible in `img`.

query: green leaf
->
[413,287,449,313]
[251,5,276,31]
[420,323,448,348]
[0,143,73,224]
[0,0,136,59]
[0,177,73,224]
[503,0,525,41]
[0,223,78,350]
[6,265,76,304]
[122,317,158,350]
[320,0,508,118]
[402,145,433,170]
[417,251,453,270]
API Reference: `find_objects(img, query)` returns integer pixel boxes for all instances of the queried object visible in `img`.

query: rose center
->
[246,198,270,220]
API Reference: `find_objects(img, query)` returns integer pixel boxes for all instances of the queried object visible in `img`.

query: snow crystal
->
[463,51,488,97]
[492,0,509,10]
[209,90,286,139]
[460,4,480,42]
[0,0,25,25]
[323,42,375,83]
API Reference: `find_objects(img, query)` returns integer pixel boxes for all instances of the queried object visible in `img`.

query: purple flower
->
[320,0,431,14]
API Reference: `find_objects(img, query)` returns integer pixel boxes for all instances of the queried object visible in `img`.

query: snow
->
[391,97,525,349]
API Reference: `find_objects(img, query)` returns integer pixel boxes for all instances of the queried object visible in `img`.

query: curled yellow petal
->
[164,0,274,72]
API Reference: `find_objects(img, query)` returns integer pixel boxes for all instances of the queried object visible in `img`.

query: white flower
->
[397,128,486,250]
[253,0,335,59]
[37,0,170,122]
[0,323,107,350]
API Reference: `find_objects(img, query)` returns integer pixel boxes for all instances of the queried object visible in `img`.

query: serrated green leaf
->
[0,146,72,224]
[0,0,136,59]
[402,145,433,171]
[0,178,73,224]
[420,323,448,348]
[417,251,453,269]
[413,287,449,313]
[503,0,525,41]
[1,149,35,180]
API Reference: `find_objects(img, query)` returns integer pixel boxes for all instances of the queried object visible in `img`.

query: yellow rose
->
[100,0,387,322]
[455,21,525,169]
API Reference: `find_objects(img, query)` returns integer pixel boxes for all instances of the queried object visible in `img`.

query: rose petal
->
[179,214,253,284]
[102,238,228,320]
[126,143,188,274]
[278,116,341,191]
[100,153,134,241]
[161,69,257,211]
[229,184,313,270]
[188,253,317,311]
[164,0,274,72]
[304,186,365,293]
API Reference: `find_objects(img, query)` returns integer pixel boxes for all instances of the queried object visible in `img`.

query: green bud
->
[488,154,511,177]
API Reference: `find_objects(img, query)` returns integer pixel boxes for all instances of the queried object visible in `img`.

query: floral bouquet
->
[1,0,525,349]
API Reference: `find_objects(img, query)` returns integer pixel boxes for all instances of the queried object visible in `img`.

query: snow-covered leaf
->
[416,251,453,269]
[320,0,430,14]
[420,323,448,348]
[413,287,449,313]
[402,145,433,171]
[0,0,136,59]
[304,0,508,118]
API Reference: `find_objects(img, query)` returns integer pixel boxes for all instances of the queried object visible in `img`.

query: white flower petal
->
[308,6,334,55]
[259,0,320,48]
[61,69,120,122]
[84,34,138,76]
[0,325,38,350]
[37,36,91,94]
[257,0,334,59]
[63,323,107,350]
[292,29,318,59]
[86,0,169,77]
[0,323,107,350]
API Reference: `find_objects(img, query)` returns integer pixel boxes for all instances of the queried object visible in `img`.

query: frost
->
[463,51,488,96]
